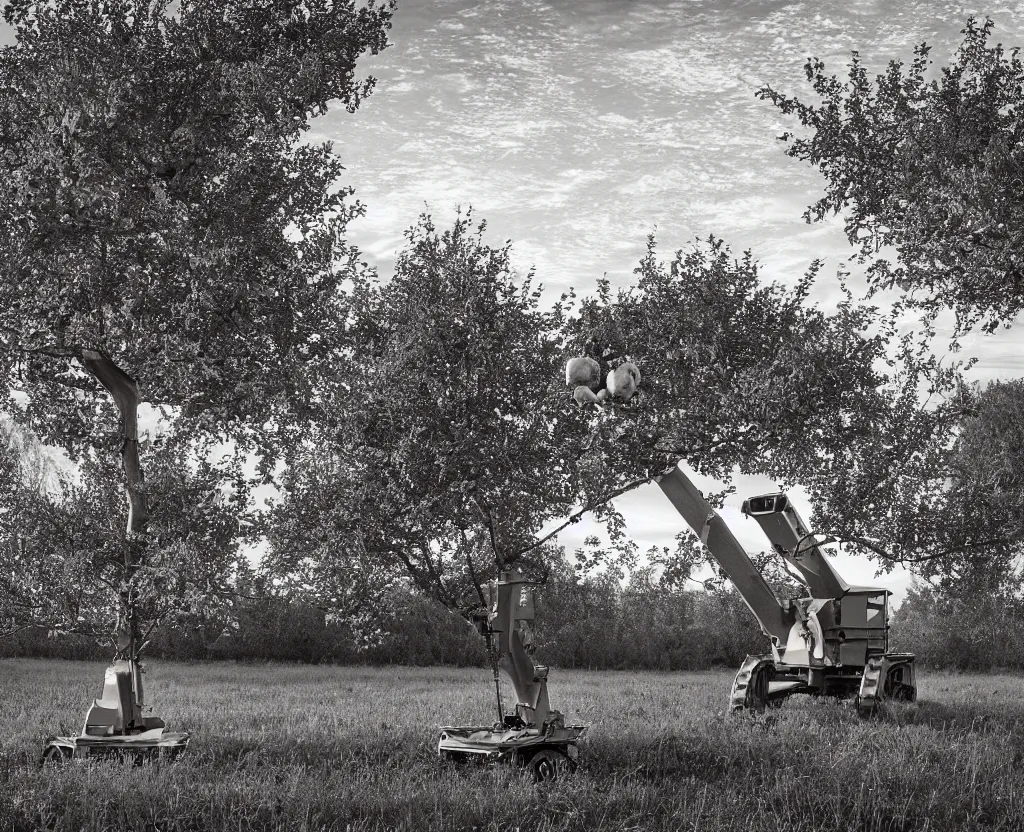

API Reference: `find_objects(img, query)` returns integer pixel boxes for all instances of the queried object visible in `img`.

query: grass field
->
[2,659,1024,831]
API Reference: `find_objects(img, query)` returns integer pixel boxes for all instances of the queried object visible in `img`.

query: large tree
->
[267,213,580,612]
[918,378,1024,591]
[758,17,1024,334]
[0,0,392,653]
[754,19,1024,581]
[274,216,958,614]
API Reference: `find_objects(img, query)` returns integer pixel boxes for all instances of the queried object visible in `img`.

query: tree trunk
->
[78,349,148,659]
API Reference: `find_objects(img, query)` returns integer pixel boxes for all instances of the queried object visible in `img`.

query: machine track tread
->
[729,654,774,714]
[856,653,917,717]
[856,654,884,717]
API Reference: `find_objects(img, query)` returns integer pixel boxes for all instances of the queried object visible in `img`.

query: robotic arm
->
[481,570,561,729]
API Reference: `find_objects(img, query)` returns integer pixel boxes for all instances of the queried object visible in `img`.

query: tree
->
[931,378,1024,590]
[280,216,956,617]
[268,212,585,613]
[0,0,393,653]
[891,581,1024,670]
[565,237,966,576]
[758,18,1024,334]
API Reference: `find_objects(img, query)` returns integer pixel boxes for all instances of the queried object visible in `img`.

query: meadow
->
[2,659,1023,831]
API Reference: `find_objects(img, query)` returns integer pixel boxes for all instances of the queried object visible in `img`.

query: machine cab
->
[833,588,890,666]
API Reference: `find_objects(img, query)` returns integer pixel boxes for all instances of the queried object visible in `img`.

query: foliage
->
[759,17,1024,334]
[534,557,764,671]
[567,237,965,574]
[927,378,1024,590]
[259,449,404,631]
[892,582,1024,670]
[0,0,393,645]
[804,376,1024,588]
[951,378,1024,548]
[277,213,967,609]
[569,238,895,481]
[0,0,391,452]
[0,437,245,646]
[268,212,602,612]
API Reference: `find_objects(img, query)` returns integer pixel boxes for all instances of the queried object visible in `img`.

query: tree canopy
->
[272,215,960,614]
[758,17,1024,334]
[922,378,1024,592]
[0,0,393,648]
[0,436,244,644]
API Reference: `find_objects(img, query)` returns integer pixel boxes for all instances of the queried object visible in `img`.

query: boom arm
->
[656,466,791,642]
[741,493,849,598]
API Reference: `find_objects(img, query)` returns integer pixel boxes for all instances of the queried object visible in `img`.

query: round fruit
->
[565,357,601,391]
[607,362,641,401]
[573,385,599,406]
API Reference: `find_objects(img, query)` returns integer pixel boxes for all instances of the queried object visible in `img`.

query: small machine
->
[438,570,586,780]
[42,657,189,764]
[658,469,916,715]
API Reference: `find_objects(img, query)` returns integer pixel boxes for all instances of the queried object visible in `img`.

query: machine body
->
[438,570,586,779]
[42,659,189,764]
[657,467,916,715]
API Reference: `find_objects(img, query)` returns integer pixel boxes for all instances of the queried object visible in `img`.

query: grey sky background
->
[6,1,1024,602]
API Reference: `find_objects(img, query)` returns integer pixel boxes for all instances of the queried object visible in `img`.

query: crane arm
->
[656,466,792,642]
[741,494,849,599]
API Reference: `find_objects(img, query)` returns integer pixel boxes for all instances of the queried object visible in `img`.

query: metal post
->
[486,631,503,725]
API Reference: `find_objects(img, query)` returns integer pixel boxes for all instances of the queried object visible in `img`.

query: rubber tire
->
[42,745,72,766]
[528,748,570,782]
[747,663,771,713]
[885,666,916,704]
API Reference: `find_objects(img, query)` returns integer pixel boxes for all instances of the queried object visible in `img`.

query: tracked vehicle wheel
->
[857,655,917,717]
[527,748,572,782]
[42,745,71,767]
[884,662,917,703]
[730,655,775,714]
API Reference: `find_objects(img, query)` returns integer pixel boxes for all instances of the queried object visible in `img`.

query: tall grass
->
[2,659,1023,830]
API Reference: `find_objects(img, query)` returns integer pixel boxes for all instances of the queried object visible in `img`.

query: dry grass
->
[2,659,1024,831]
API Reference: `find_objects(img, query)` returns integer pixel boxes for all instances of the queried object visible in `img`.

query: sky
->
[5,1,1024,604]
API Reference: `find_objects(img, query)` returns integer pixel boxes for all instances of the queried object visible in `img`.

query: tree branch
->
[815,530,1011,565]
[511,474,652,560]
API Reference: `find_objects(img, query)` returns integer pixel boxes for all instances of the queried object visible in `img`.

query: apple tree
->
[0,0,393,655]
[273,217,958,614]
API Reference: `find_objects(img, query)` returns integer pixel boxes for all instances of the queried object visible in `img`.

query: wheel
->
[884,663,917,703]
[744,661,772,712]
[527,748,572,782]
[854,693,876,718]
[730,655,776,714]
[132,748,158,766]
[439,750,469,766]
[42,744,72,767]
[856,655,885,717]
[748,664,771,712]
[858,656,917,717]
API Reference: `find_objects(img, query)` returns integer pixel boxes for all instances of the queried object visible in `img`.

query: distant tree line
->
[4,557,1022,673]
[0,552,766,669]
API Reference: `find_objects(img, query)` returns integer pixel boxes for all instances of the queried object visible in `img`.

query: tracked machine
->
[657,467,916,715]
[42,640,189,764]
[438,569,586,780]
